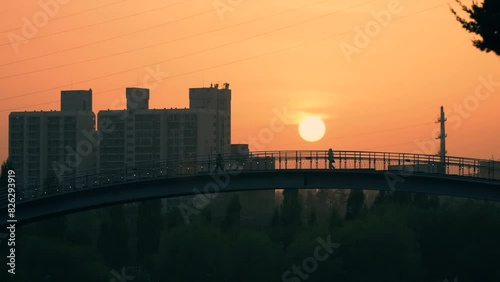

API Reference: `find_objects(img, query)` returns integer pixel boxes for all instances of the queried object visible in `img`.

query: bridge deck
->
[1,150,498,208]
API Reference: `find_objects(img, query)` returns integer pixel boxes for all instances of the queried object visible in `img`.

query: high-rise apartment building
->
[97,84,231,171]
[8,84,233,190]
[8,90,96,191]
[189,83,231,155]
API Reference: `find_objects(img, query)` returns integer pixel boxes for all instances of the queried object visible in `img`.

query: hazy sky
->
[1,0,498,162]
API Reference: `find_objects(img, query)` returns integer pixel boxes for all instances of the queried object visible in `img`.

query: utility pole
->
[215,83,220,154]
[436,106,447,174]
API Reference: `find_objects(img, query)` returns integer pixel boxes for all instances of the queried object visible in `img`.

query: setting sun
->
[298,116,326,142]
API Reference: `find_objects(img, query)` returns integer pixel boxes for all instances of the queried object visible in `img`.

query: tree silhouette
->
[36,216,67,240]
[308,208,317,226]
[165,208,184,230]
[221,194,241,236]
[0,158,14,190]
[279,189,303,249]
[393,191,412,206]
[36,168,67,239]
[98,205,129,269]
[268,207,279,228]
[137,199,162,266]
[451,0,500,56]
[345,189,365,220]
[202,207,213,224]
[66,226,92,247]
[329,206,343,232]
[280,189,302,227]
[373,190,389,208]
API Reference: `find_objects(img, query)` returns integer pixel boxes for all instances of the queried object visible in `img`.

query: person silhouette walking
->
[328,148,335,169]
[214,153,224,172]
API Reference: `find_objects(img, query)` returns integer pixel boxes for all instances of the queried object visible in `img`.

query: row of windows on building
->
[102,113,199,122]
[10,116,78,124]
[47,124,77,131]
[10,124,77,134]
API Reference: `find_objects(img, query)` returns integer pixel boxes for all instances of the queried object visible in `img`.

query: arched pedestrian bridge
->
[1,150,499,227]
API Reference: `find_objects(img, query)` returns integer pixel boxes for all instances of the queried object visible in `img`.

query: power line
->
[261,122,435,147]
[0,0,193,44]
[334,122,435,140]
[0,0,129,34]
[0,0,446,69]
[0,1,450,110]
[360,138,435,151]
[0,0,335,79]
[0,0,375,101]
[261,137,435,152]
[0,1,211,66]
[0,2,39,17]
[0,100,60,113]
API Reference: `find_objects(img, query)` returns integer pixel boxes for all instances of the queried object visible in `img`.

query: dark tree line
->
[3,188,500,282]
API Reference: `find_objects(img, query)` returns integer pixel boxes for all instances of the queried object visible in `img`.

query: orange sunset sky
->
[0,0,499,162]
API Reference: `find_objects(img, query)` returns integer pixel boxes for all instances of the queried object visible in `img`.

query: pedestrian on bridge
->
[214,153,224,173]
[328,148,335,169]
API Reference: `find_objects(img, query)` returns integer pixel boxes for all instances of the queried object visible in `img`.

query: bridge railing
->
[2,150,498,207]
[259,150,487,175]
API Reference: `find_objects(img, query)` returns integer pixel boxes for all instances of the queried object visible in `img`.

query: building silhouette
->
[8,85,233,189]
[189,83,231,154]
[97,84,231,172]
[9,89,96,191]
[479,160,500,180]
[8,83,275,224]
